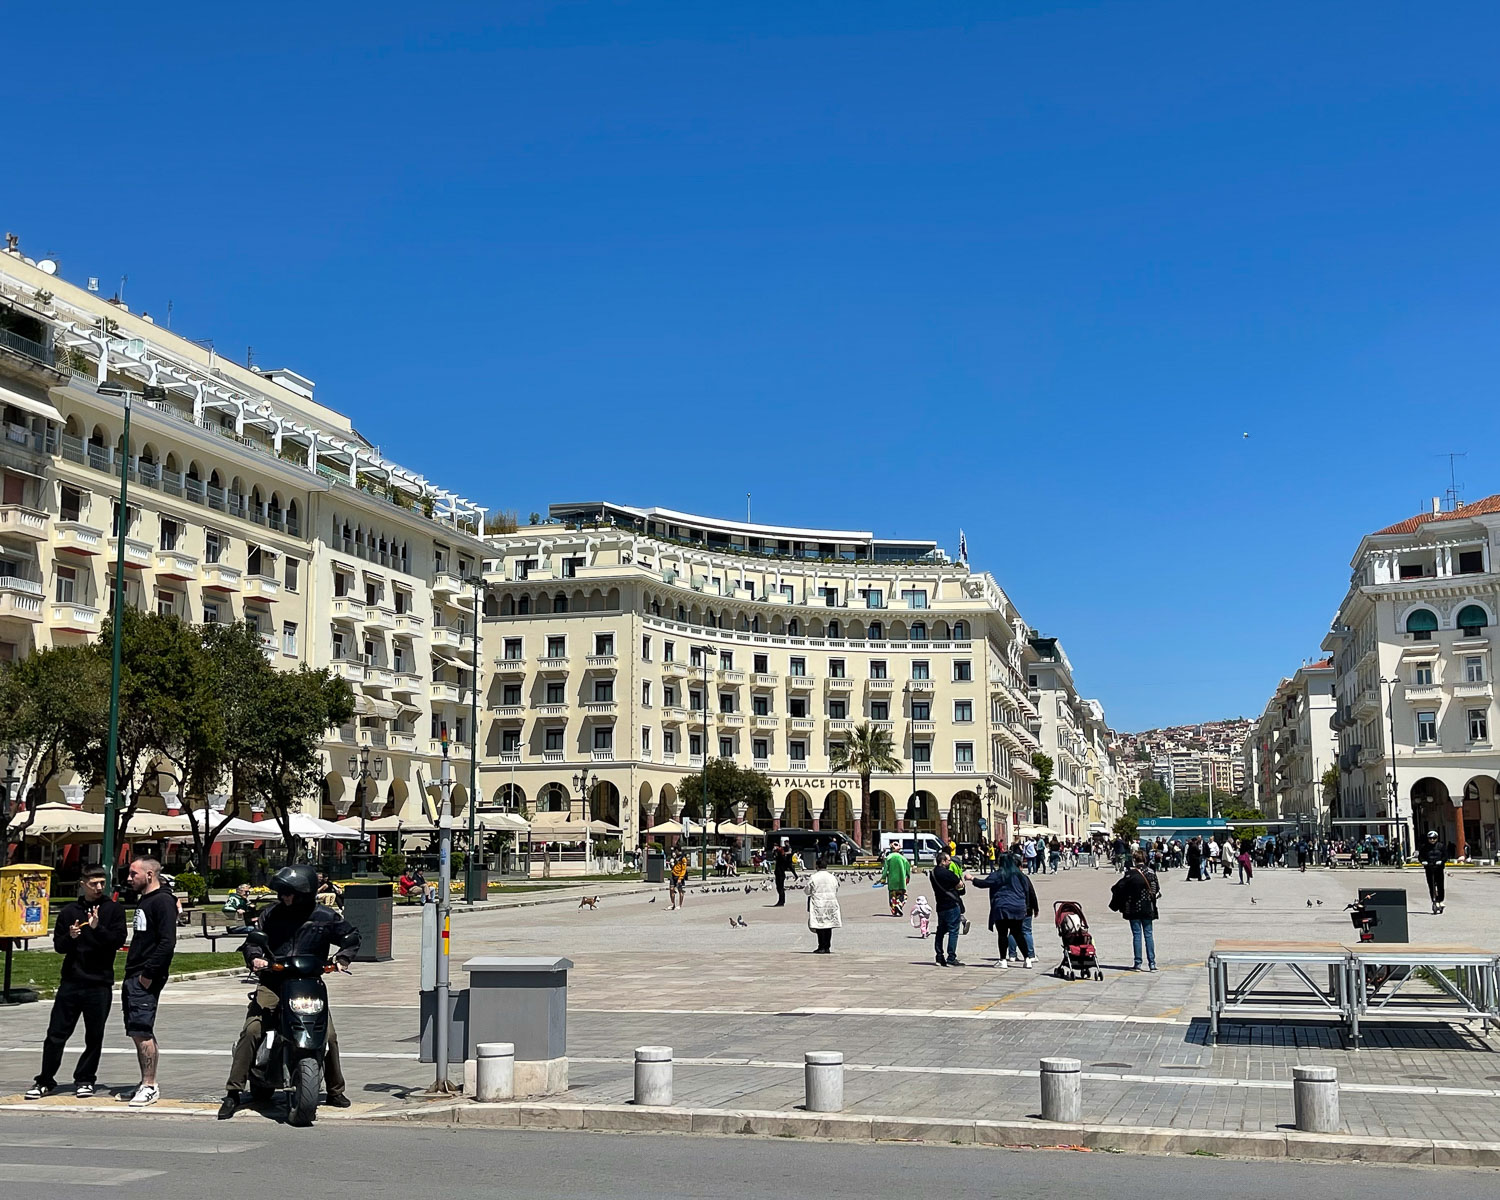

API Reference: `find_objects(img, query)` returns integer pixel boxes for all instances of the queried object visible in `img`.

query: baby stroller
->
[1053,900,1103,981]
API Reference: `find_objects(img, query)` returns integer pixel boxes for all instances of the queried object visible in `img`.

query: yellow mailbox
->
[0,863,52,940]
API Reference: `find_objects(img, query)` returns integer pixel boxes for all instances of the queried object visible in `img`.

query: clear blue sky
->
[8,2,1500,731]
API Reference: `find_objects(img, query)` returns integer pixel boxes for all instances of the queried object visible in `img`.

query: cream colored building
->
[480,501,1049,851]
[0,245,489,827]
[1322,496,1500,859]
[1023,637,1122,837]
[1247,661,1336,826]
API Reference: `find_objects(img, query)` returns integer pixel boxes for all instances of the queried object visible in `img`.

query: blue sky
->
[7,2,1500,730]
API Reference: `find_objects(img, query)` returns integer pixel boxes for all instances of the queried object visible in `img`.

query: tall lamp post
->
[699,645,712,880]
[348,748,384,874]
[464,574,483,902]
[95,381,164,881]
[904,681,920,864]
[0,763,16,864]
[572,768,596,873]
[1380,675,1409,857]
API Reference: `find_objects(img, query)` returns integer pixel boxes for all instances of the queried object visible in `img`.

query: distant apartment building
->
[1025,638,1122,836]
[1322,497,1499,857]
[1247,661,1336,825]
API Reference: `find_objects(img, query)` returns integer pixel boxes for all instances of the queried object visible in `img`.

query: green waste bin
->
[645,852,665,883]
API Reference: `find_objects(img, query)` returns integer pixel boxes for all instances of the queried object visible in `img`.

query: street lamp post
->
[348,748,384,874]
[0,764,16,863]
[904,681,920,864]
[572,768,596,873]
[1380,676,1410,857]
[95,381,164,882]
[699,645,712,880]
[465,574,483,902]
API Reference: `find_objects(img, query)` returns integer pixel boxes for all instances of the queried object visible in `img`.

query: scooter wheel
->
[288,1055,320,1127]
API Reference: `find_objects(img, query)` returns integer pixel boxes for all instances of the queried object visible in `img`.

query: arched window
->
[554,592,569,613]
[953,621,967,640]
[788,618,800,637]
[1405,609,1438,642]
[517,594,531,615]
[911,621,927,641]
[869,621,883,640]
[1458,605,1490,637]
[828,619,840,639]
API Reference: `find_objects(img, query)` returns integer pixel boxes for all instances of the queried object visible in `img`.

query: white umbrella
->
[6,803,103,844]
[1016,824,1060,838]
[644,820,686,835]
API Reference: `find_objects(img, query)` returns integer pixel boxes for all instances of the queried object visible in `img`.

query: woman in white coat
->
[806,855,842,954]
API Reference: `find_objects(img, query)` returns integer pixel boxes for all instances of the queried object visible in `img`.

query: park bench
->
[196,910,243,951]
[1331,852,1356,868]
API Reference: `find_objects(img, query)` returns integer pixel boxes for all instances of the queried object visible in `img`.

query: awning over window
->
[1457,605,1489,629]
[1405,609,1438,633]
[0,380,62,424]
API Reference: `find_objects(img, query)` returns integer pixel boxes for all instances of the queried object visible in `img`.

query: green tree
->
[830,722,901,847]
[0,644,108,827]
[179,620,279,862]
[1132,777,1172,818]
[1321,766,1340,818]
[240,666,356,848]
[1113,814,1138,842]
[675,757,774,833]
[68,610,209,853]
[1030,752,1054,825]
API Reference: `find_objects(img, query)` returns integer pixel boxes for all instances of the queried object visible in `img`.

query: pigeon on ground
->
[1307,899,1313,907]
[737,916,747,927]
[1250,896,1258,904]
[649,896,656,903]
[728,918,737,929]
[1316,900,1323,906]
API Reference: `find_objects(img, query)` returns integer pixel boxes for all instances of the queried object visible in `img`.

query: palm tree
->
[830,722,901,852]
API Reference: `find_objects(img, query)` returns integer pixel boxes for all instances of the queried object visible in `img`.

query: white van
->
[878,832,945,860]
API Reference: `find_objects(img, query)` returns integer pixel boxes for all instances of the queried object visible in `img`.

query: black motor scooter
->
[234,927,340,1126]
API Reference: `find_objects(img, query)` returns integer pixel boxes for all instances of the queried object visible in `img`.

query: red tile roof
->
[1374,494,1500,536]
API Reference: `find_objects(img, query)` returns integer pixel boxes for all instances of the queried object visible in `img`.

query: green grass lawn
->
[3,951,244,998]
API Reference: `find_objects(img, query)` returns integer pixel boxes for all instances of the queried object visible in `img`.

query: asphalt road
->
[0,1116,1495,1197]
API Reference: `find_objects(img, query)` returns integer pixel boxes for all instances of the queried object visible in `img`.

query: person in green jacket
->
[881,848,912,916]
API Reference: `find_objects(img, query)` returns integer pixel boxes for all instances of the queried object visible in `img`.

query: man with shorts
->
[119,856,177,1107]
[668,849,689,910]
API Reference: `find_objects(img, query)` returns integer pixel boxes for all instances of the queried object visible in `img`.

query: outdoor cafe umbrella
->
[644,820,686,836]
[5,803,104,844]
[714,820,762,838]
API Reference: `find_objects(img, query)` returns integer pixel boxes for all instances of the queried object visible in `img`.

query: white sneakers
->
[23,1084,49,1100]
[121,1085,159,1107]
[998,958,1037,970]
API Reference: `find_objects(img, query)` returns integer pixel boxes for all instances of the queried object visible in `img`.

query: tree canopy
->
[1,612,353,860]
[1030,752,1054,822]
[676,757,773,825]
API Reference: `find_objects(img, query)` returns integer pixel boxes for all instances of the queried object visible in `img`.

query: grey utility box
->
[1358,887,1409,943]
[342,882,393,962]
[463,956,573,1096]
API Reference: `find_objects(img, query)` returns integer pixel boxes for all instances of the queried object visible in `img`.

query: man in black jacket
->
[929,852,966,967]
[218,864,360,1119]
[1421,830,1447,914]
[25,867,126,1099]
[119,856,177,1107]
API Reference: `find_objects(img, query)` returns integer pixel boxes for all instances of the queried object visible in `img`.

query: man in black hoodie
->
[119,856,177,1107]
[218,864,360,1119]
[24,866,126,1099]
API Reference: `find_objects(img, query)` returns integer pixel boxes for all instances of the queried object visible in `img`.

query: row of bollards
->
[631,1047,1340,1132]
[634,1047,845,1112]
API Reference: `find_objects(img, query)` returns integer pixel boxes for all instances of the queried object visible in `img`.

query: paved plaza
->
[6,862,1500,1143]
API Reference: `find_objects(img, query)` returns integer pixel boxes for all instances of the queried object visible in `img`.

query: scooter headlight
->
[287,995,325,1015]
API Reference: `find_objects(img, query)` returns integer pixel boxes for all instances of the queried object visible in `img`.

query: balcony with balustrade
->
[200,562,242,593]
[0,505,49,543]
[49,601,100,635]
[0,577,42,624]
[153,549,198,580]
[53,522,104,557]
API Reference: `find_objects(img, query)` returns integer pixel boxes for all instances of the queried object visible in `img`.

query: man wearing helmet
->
[217,865,361,1119]
[1421,830,1447,914]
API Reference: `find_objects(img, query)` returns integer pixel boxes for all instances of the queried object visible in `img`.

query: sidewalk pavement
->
[4,863,1500,1149]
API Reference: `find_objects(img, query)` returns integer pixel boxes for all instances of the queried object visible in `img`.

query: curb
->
[373,1099,1500,1167]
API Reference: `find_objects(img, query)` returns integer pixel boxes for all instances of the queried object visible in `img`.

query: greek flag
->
[958,529,968,564]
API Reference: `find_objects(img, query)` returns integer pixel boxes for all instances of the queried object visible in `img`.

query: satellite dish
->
[36,259,57,276]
